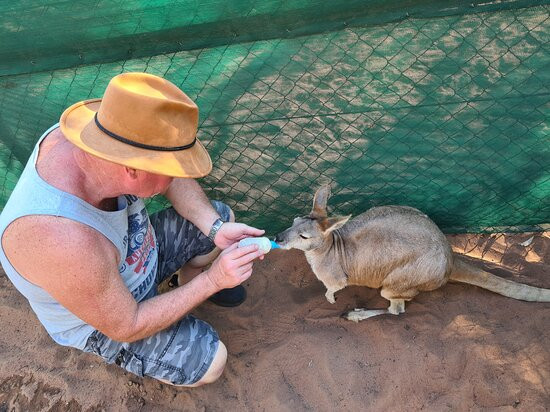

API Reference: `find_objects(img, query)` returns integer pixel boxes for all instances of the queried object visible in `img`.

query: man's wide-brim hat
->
[60,72,212,178]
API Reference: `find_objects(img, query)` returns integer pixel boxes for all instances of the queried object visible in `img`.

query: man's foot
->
[208,285,247,307]
[167,273,179,288]
[164,273,247,307]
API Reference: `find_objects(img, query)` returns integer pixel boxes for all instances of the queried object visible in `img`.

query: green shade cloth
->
[0,1,548,234]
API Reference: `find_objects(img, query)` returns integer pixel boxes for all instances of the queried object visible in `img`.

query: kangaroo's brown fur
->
[274,185,550,321]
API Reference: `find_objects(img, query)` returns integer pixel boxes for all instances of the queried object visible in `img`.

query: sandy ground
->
[0,232,548,411]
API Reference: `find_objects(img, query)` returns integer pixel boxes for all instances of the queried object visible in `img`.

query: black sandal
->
[167,273,179,288]
[208,285,247,307]
[168,273,247,307]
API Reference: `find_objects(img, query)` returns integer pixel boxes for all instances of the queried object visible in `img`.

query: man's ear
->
[124,167,139,179]
[321,215,351,234]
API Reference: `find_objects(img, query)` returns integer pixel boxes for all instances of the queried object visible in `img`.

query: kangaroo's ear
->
[311,184,331,218]
[321,214,351,234]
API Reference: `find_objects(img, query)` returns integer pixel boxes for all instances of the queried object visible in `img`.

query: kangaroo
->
[274,185,550,321]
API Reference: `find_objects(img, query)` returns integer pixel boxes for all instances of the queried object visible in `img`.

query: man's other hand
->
[205,243,264,290]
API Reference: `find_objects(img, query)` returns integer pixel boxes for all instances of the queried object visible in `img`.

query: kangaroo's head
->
[275,185,351,251]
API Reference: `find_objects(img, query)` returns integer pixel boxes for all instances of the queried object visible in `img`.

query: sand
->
[0,232,548,411]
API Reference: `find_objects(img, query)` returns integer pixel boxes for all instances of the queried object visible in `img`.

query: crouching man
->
[0,72,265,386]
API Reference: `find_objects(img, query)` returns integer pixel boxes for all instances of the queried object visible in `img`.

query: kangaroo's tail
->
[449,255,550,302]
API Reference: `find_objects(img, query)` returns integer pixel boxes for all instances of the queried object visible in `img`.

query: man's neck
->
[37,128,123,211]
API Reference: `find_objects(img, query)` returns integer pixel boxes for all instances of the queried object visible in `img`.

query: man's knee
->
[191,341,227,386]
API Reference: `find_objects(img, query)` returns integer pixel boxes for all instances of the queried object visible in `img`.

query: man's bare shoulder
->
[3,214,138,340]
[2,214,119,287]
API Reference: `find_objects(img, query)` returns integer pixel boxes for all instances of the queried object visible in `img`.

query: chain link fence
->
[0,1,548,234]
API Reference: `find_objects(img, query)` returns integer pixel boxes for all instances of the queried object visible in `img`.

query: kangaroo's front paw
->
[325,290,336,304]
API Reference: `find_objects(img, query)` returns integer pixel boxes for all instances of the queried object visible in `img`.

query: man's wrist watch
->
[208,218,225,243]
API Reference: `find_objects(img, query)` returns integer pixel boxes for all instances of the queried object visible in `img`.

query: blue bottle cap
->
[270,240,281,249]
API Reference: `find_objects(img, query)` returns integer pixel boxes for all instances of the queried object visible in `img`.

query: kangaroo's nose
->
[274,234,283,243]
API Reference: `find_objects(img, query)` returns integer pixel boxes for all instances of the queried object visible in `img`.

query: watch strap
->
[208,218,225,243]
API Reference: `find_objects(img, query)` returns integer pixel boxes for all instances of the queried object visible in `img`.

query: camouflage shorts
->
[83,200,231,385]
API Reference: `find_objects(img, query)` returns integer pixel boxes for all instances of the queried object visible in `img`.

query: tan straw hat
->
[60,72,212,178]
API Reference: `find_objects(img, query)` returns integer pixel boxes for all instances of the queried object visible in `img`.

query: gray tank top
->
[0,124,158,349]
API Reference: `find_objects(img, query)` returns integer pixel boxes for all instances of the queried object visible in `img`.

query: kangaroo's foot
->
[344,308,388,322]
[344,299,406,322]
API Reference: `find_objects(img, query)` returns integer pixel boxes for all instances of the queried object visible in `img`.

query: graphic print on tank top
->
[119,195,156,275]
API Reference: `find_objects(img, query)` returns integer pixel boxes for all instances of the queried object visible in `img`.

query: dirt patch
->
[0,232,548,410]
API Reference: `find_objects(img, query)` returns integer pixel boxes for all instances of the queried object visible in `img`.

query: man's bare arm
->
[2,216,261,342]
[163,178,219,236]
[163,178,265,249]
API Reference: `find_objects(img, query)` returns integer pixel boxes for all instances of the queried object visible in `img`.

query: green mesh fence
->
[0,1,548,234]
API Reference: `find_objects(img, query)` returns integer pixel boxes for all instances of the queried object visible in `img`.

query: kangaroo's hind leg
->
[381,288,416,314]
[387,298,406,315]
[344,288,416,322]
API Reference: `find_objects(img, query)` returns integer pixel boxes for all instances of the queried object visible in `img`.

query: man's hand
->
[205,243,264,290]
[214,222,265,249]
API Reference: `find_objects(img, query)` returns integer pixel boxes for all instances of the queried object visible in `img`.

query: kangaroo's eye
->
[300,234,310,239]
